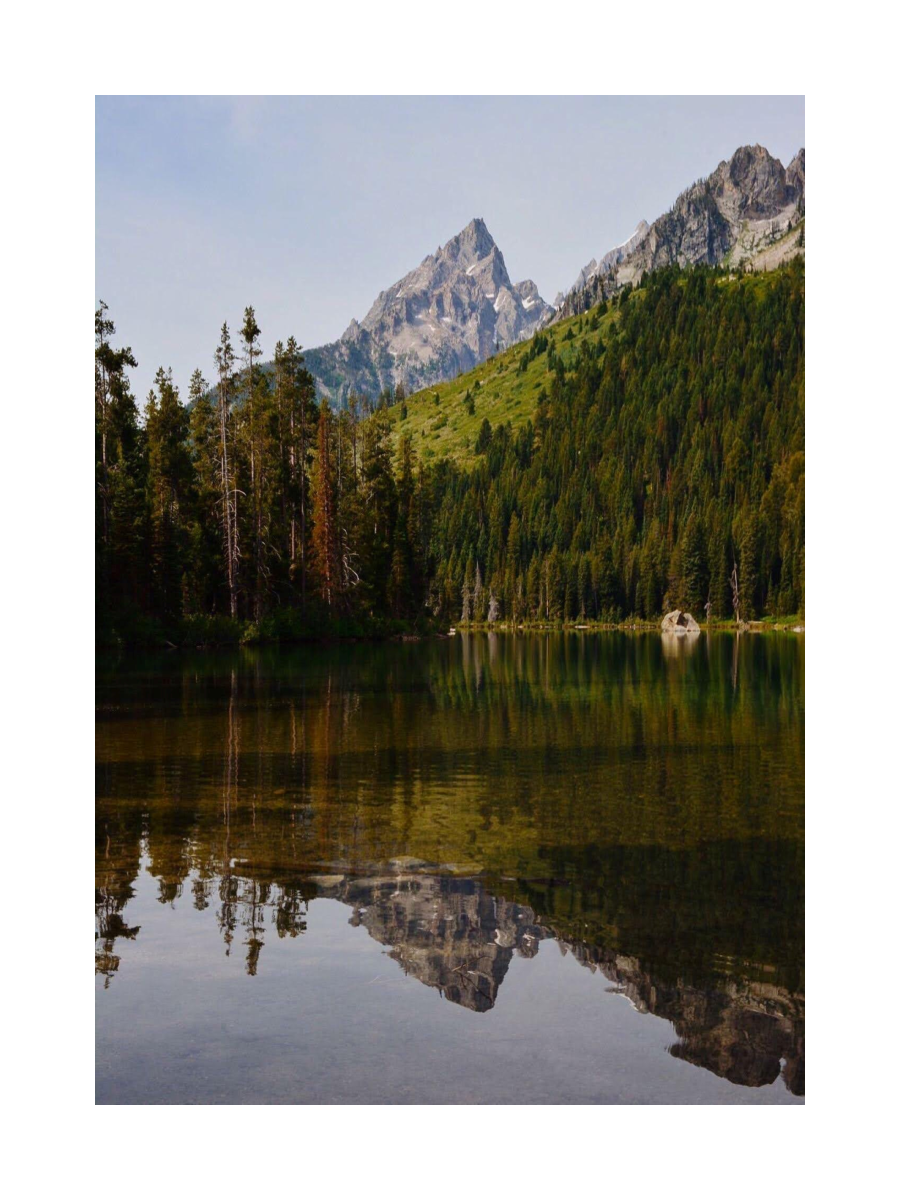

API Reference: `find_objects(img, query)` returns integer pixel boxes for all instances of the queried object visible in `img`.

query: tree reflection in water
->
[97,633,804,1095]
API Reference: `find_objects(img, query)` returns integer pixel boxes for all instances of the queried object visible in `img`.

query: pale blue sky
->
[96,96,804,401]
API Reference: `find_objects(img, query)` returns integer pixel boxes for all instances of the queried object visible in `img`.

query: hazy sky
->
[96,96,804,401]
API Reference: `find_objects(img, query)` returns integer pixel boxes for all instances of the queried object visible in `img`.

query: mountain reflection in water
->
[96,633,804,1103]
[319,872,802,1092]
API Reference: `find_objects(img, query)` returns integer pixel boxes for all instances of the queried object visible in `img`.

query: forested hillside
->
[424,262,805,623]
[96,260,804,645]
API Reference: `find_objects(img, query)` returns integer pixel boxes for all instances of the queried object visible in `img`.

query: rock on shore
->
[661,610,701,633]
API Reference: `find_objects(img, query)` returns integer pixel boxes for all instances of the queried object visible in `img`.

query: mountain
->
[292,144,803,400]
[304,218,554,405]
[563,219,652,300]
[557,144,805,317]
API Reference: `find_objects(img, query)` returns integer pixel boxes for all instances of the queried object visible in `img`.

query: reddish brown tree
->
[310,399,340,610]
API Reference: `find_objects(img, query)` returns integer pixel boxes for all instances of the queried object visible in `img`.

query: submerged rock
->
[661,610,701,633]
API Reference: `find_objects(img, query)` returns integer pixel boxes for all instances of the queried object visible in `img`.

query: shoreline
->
[98,616,805,653]
[453,620,804,634]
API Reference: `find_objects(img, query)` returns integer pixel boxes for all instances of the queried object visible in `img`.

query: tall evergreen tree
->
[389,433,417,617]
[239,306,272,618]
[310,398,340,610]
[95,301,144,622]
[187,368,223,614]
[145,367,192,622]
[357,408,397,613]
[214,323,239,617]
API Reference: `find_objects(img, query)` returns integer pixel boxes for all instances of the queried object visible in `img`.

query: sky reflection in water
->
[96,632,803,1104]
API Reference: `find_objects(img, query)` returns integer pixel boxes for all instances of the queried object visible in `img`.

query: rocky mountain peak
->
[557,142,805,319]
[709,143,800,221]
[305,217,553,405]
[514,279,546,313]
[441,216,497,267]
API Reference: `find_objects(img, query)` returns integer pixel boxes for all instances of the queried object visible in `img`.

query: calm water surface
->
[96,632,804,1104]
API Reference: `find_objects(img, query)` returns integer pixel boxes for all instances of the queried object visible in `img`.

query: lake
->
[96,631,804,1104]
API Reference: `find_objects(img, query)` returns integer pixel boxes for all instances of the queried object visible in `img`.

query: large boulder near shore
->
[661,610,701,633]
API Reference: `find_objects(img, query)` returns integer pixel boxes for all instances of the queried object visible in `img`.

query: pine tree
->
[95,302,145,624]
[239,306,271,618]
[145,367,192,622]
[214,323,239,618]
[389,434,417,617]
[358,408,397,613]
[461,555,475,623]
[473,562,484,621]
[310,399,340,610]
[737,512,760,620]
[680,514,708,612]
[506,512,521,574]
[187,368,223,613]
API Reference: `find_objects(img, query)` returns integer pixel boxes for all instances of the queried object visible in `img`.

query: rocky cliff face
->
[305,218,553,406]
[557,144,805,317]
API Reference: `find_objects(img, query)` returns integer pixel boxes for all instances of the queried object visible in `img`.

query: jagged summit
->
[705,143,804,222]
[514,278,546,313]
[441,216,497,265]
[303,143,805,396]
[565,219,652,299]
[305,217,553,404]
[557,143,805,318]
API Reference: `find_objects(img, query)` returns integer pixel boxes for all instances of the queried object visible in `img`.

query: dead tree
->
[730,561,741,628]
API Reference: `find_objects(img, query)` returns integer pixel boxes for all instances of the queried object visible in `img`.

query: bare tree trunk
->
[247,348,263,622]
[730,561,741,628]
[288,396,296,572]
[219,379,238,618]
[300,399,308,608]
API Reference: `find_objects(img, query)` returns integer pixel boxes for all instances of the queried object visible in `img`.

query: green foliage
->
[96,262,804,642]
[418,262,805,624]
[474,418,493,454]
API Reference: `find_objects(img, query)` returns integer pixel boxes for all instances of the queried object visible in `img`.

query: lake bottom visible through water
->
[96,632,804,1104]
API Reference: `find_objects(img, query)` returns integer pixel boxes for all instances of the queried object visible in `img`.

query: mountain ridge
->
[555,143,804,318]
[301,142,804,402]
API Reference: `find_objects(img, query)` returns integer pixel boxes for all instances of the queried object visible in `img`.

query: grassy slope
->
[387,304,621,465]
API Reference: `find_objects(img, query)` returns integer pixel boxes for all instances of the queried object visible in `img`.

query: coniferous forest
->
[96,260,804,645]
